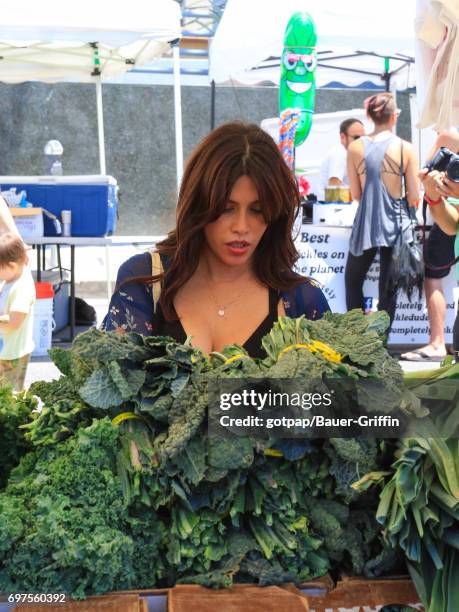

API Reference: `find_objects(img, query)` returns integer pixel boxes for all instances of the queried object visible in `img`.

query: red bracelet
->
[424,194,443,207]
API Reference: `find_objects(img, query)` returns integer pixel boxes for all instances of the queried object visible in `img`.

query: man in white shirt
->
[318,118,365,200]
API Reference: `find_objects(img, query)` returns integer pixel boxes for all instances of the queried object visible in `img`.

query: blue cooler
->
[0,175,117,237]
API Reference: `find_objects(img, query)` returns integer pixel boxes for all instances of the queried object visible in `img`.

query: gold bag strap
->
[150,251,164,313]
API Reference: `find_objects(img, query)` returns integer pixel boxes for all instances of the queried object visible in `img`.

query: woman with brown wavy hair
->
[103,122,329,358]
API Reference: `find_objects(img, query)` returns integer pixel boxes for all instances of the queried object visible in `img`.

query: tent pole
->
[385,74,391,92]
[384,57,391,92]
[173,41,183,194]
[211,79,216,130]
[96,76,107,175]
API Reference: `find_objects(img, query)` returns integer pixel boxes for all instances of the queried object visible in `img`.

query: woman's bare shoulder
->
[347,138,365,159]
[348,138,365,153]
[397,139,418,166]
[400,138,415,153]
[385,137,414,160]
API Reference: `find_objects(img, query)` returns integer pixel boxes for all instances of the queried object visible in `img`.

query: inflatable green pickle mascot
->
[279,12,317,146]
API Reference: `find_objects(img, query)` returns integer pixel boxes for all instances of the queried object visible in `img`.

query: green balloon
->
[279,12,317,146]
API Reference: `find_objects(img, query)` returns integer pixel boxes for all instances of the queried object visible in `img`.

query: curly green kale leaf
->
[0,418,166,599]
[0,388,35,489]
[29,375,79,407]
[48,347,74,376]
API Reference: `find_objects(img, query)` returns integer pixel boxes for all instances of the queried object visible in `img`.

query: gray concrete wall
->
[0,83,411,235]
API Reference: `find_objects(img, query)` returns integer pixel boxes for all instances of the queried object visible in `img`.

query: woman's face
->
[203,174,268,267]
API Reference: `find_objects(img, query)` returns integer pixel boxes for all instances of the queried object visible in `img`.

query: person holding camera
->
[402,130,459,361]
[420,141,459,356]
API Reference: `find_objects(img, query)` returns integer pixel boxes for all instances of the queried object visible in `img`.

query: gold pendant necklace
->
[206,278,248,317]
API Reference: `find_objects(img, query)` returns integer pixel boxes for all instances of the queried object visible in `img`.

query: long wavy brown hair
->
[126,121,304,320]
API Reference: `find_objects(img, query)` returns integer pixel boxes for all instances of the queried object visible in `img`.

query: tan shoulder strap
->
[150,251,163,313]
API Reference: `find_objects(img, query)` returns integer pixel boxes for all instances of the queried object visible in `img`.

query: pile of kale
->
[0,386,35,489]
[0,311,406,598]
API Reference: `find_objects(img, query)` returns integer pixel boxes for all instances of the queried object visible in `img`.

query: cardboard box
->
[306,575,423,612]
[10,207,44,239]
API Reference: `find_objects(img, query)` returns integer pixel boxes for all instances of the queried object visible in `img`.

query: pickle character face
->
[281,49,317,97]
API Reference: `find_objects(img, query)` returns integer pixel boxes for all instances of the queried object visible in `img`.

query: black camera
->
[425,147,459,182]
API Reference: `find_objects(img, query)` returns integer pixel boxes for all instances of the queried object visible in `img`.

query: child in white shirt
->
[0,233,36,391]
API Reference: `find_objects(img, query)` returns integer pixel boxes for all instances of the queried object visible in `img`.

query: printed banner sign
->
[295,225,457,345]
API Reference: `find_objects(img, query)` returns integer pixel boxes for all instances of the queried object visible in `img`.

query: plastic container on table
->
[32,270,69,333]
[32,282,55,356]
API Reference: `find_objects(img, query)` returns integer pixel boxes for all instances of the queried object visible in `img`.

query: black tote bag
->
[386,142,424,301]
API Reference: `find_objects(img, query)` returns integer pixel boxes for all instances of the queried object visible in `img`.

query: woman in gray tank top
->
[344,93,420,328]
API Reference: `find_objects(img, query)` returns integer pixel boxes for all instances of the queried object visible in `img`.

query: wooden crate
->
[167,575,422,612]
[307,575,423,612]
[5,575,423,612]
[12,594,147,612]
[167,584,311,612]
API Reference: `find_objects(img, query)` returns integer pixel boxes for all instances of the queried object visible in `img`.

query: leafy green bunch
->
[0,310,405,596]
[0,386,36,489]
[355,437,459,612]
[0,418,166,599]
[26,328,208,446]
[354,362,459,612]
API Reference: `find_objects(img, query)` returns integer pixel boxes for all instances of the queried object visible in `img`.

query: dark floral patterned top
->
[102,253,330,336]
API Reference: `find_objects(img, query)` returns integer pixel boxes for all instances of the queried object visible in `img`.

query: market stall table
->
[28,236,112,341]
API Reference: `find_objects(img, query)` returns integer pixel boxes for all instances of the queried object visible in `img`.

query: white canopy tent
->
[415,0,459,130]
[209,0,416,90]
[0,0,182,182]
